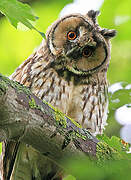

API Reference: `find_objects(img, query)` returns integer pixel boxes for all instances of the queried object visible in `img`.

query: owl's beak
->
[66,46,79,57]
[65,46,82,60]
[65,43,95,61]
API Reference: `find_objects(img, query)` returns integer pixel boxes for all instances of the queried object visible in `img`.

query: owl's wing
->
[10,42,52,88]
[1,43,53,179]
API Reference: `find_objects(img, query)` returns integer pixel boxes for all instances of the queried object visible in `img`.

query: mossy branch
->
[0,74,126,168]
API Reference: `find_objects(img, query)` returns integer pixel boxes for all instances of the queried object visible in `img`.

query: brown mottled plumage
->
[1,10,116,179]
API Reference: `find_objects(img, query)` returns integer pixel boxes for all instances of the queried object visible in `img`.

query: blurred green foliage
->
[0,0,42,35]
[63,158,131,180]
[99,0,131,137]
[99,0,131,85]
[0,0,131,179]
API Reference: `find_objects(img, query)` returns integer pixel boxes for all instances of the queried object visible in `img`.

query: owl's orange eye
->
[82,47,92,58]
[67,31,77,40]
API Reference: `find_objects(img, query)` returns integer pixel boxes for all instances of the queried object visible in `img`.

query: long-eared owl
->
[1,10,116,179]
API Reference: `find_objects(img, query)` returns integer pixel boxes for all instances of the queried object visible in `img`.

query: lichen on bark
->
[0,73,129,167]
[0,79,8,95]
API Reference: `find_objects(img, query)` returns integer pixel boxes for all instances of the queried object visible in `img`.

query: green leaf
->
[97,134,130,156]
[0,0,45,38]
[109,83,131,111]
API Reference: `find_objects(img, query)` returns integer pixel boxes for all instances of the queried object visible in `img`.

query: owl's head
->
[46,10,116,75]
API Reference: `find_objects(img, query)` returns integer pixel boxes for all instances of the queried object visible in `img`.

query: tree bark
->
[0,74,121,168]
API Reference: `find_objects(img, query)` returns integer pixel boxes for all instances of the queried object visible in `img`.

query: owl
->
[1,10,116,179]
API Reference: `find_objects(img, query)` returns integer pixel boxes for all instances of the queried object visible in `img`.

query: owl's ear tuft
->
[101,29,117,39]
[87,10,100,23]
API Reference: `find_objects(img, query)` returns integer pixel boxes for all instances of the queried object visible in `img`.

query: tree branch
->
[0,74,122,168]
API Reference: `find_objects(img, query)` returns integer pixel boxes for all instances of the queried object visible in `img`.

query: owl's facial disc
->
[66,42,108,75]
[48,14,109,75]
